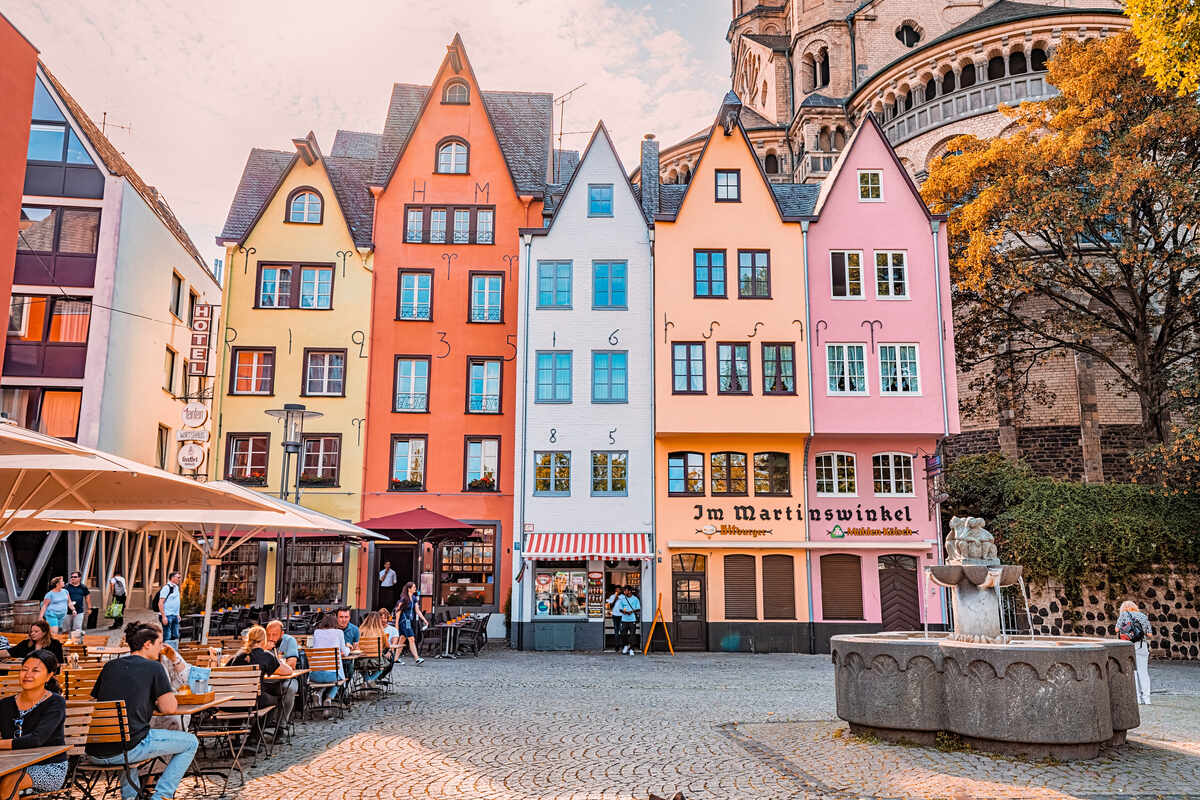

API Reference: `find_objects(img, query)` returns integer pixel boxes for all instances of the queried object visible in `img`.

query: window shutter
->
[762,554,796,620]
[820,554,863,620]
[723,554,757,620]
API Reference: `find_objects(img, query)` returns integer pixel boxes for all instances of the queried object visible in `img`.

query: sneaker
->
[415,658,425,665]
[627,649,635,656]
[621,646,629,654]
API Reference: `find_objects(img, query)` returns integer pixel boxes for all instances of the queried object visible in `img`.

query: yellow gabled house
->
[213,130,376,607]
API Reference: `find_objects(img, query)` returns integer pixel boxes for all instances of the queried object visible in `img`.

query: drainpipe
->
[847,16,859,91]
[647,225,657,638]
[801,220,817,653]
[930,218,950,625]
[515,231,534,647]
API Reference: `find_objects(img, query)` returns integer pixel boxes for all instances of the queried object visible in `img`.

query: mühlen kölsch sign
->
[691,502,915,523]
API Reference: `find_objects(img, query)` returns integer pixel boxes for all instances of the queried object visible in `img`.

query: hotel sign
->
[188,304,214,377]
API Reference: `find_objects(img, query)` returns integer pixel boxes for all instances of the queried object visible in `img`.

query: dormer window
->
[442,80,470,104]
[436,139,469,174]
[857,170,883,202]
[287,188,323,223]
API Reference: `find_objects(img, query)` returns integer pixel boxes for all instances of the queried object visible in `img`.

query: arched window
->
[818,49,830,89]
[896,24,921,47]
[987,55,1005,80]
[679,165,691,184]
[924,78,937,103]
[903,90,913,112]
[764,153,779,173]
[436,139,469,174]
[1008,51,1028,75]
[941,71,956,94]
[1031,48,1048,71]
[286,188,322,224]
[959,64,976,88]
[442,79,469,104]
[833,128,846,149]
[817,128,831,151]
[803,54,817,93]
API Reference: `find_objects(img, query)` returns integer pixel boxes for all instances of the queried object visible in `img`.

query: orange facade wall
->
[363,53,542,611]
[0,15,37,368]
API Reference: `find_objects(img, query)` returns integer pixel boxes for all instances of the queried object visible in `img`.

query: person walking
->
[615,586,641,656]
[87,622,199,800]
[63,572,91,633]
[1117,600,1153,704]
[394,582,427,665]
[108,571,127,629]
[39,577,72,635]
[378,561,397,612]
[157,571,182,649]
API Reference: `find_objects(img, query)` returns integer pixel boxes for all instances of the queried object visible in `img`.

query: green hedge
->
[944,454,1200,594]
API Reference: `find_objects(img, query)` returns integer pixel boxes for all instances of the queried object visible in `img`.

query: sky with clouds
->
[7,0,733,268]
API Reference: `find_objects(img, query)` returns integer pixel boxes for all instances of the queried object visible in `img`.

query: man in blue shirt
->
[615,586,641,656]
[337,608,360,648]
[157,572,182,648]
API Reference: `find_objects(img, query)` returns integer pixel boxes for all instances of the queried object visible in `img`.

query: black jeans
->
[619,620,640,651]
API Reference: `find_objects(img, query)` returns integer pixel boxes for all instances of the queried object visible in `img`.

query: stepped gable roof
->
[330,130,381,160]
[800,92,842,108]
[218,148,294,244]
[553,148,580,183]
[743,33,790,52]
[39,62,207,271]
[370,81,553,195]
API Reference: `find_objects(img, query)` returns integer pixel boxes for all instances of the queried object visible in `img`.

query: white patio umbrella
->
[40,481,383,643]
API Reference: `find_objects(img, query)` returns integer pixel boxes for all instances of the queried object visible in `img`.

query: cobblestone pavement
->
[179,650,1200,800]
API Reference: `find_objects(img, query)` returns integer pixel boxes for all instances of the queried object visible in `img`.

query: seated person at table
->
[336,608,360,649]
[264,621,299,730]
[87,622,198,800]
[150,644,192,731]
[0,619,65,664]
[229,626,290,715]
[310,614,348,707]
[355,612,392,688]
[0,650,67,798]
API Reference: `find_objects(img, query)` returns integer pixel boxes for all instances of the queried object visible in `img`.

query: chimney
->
[640,133,659,219]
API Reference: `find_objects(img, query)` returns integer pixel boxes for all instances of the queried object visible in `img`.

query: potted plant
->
[467,476,496,491]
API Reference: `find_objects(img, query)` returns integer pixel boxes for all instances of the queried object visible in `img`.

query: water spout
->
[1018,575,1036,640]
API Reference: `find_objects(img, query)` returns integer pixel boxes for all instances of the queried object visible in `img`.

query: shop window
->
[827,343,867,394]
[693,250,726,297]
[467,358,501,413]
[816,452,857,496]
[216,542,260,605]
[710,452,747,496]
[879,344,920,394]
[393,357,430,412]
[591,450,628,496]
[230,348,274,395]
[857,170,883,201]
[226,434,268,485]
[287,542,344,604]
[715,169,740,202]
[754,452,790,496]
[591,350,628,403]
[716,343,750,394]
[667,451,704,496]
[762,554,796,619]
[873,453,915,496]
[820,554,864,620]
[436,139,469,174]
[389,435,426,491]
[536,261,572,307]
[303,350,346,396]
[469,273,503,323]
[737,250,770,298]
[672,553,705,572]
[592,261,627,309]
[439,527,495,607]
[830,251,864,298]
[534,565,587,616]
[587,184,613,216]
[442,79,470,104]
[300,434,341,486]
[397,270,433,320]
[723,554,757,620]
[533,450,571,495]
[464,437,499,491]
[761,342,795,394]
[874,251,908,298]
[671,342,705,394]
[535,351,572,403]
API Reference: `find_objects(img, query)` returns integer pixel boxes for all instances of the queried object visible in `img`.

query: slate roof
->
[800,92,842,108]
[39,63,208,272]
[218,148,294,244]
[552,149,580,184]
[371,83,553,195]
[744,33,790,52]
[330,130,381,160]
[657,185,687,217]
[541,183,568,215]
[324,155,375,248]
[771,183,820,216]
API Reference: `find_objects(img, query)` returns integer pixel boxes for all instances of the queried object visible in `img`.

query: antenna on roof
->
[100,111,133,137]
[553,83,586,183]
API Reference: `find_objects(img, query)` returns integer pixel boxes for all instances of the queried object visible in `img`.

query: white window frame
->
[405,209,423,243]
[398,271,432,320]
[233,350,273,395]
[830,250,864,300]
[259,266,291,308]
[874,250,908,299]
[298,267,332,309]
[815,452,858,497]
[468,358,501,413]
[857,169,884,202]
[826,343,868,396]
[289,191,322,223]
[301,436,340,482]
[305,351,345,396]
[430,209,447,243]
[476,209,495,244]
[470,274,503,322]
[878,343,920,395]
[872,452,915,497]
[394,358,429,412]
[437,142,468,174]
[390,437,426,488]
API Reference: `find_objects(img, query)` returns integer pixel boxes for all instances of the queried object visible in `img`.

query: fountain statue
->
[830,516,1139,760]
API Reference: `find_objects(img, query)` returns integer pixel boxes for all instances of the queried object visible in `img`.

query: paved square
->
[186,650,1200,800]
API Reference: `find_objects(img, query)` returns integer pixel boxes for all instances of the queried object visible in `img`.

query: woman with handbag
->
[394,582,427,665]
[107,571,127,629]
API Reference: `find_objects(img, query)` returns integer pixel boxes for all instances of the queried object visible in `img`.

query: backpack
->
[1121,615,1146,643]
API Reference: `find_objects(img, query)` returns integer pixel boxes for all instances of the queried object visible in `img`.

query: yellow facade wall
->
[213,156,372,523]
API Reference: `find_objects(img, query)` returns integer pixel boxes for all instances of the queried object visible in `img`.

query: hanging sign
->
[181,401,208,428]
[176,429,209,443]
[178,443,205,471]
[188,304,214,377]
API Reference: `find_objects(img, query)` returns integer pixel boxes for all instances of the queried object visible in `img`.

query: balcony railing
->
[800,152,837,182]
[881,73,1056,147]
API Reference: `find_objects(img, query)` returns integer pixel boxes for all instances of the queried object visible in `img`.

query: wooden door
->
[878,554,920,631]
[671,553,707,651]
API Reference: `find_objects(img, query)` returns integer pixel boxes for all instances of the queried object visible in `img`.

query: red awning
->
[357,507,474,534]
[523,533,653,561]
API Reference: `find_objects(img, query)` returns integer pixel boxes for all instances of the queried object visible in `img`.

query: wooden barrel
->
[13,600,42,627]
[0,602,11,630]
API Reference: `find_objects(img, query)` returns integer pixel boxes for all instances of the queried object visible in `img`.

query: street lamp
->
[264,403,323,615]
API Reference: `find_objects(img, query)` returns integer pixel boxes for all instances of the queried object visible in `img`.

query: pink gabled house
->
[804,114,959,647]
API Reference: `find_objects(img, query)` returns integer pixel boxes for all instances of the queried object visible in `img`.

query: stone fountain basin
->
[830,632,1139,759]
[926,564,1023,588]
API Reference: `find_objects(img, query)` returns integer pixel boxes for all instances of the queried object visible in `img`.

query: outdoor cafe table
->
[0,744,70,796]
[87,645,128,661]
[262,668,310,682]
[436,622,465,659]
[154,693,234,720]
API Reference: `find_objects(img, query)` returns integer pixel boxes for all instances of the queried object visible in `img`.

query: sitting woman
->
[356,612,392,689]
[309,614,348,708]
[229,625,290,710]
[0,650,68,798]
[0,619,65,663]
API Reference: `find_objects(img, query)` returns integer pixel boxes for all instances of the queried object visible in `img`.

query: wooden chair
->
[74,700,158,800]
[81,634,108,648]
[23,700,96,800]
[0,671,20,696]
[458,616,487,657]
[351,636,387,697]
[301,647,346,719]
[63,667,104,700]
[195,665,272,787]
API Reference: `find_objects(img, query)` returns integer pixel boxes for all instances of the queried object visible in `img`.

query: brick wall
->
[1027,567,1200,660]
[1100,424,1146,483]
[1015,425,1086,480]
[943,428,1000,460]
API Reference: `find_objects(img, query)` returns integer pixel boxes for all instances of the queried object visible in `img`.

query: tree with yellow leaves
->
[922,32,1200,449]
[1127,0,1200,96]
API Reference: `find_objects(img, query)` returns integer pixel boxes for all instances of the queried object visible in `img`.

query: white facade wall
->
[513,130,655,626]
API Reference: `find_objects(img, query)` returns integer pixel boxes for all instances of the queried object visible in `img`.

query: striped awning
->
[523,532,653,561]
